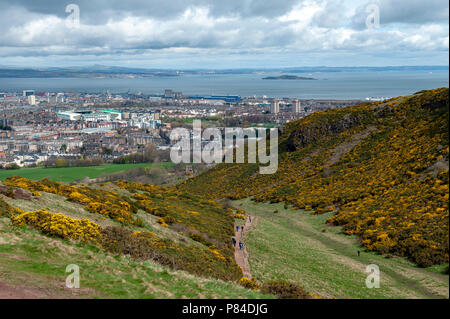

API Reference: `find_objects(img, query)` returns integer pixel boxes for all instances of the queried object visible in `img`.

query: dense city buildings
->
[0,88,363,168]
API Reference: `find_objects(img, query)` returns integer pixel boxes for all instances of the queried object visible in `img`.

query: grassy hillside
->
[0,163,174,182]
[0,176,244,283]
[233,198,448,299]
[0,215,271,299]
[179,88,449,268]
[2,175,321,299]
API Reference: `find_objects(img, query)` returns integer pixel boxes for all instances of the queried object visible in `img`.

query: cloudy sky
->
[0,0,448,68]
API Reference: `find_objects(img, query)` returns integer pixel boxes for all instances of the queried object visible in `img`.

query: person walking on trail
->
[249,216,252,223]
[239,241,243,250]
[358,249,360,257]
[242,226,244,233]
[236,225,239,232]
[232,238,236,247]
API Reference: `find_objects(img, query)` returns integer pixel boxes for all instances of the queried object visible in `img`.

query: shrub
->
[163,215,176,225]
[238,277,260,290]
[260,280,311,299]
[12,209,102,244]
[0,197,16,218]
[6,187,15,198]
[134,216,145,227]
[100,226,171,264]
[189,232,212,247]
[4,163,20,170]
[101,227,242,281]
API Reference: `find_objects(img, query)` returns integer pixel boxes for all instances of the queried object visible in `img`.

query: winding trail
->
[234,215,257,279]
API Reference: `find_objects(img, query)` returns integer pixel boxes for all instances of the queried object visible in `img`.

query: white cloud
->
[0,0,447,66]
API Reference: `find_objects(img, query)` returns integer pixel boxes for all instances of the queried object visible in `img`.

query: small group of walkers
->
[232,237,244,250]
[233,216,254,250]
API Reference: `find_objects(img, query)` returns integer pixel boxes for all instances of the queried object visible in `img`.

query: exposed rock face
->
[283,112,369,152]
[0,185,32,200]
[282,88,449,153]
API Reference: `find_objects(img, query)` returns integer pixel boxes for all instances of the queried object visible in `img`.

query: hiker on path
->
[358,249,360,257]
[239,241,243,250]
[236,225,239,232]
[242,226,244,233]
[232,238,236,247]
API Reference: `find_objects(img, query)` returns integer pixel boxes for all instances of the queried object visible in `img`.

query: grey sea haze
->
[0,70,448,99]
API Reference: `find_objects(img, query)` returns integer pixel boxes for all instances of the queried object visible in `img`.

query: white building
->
[57,111,82,121]
[82,113,111,122]
[102,109,122,120]
[270,100,280,114]
[28,95,36,105]
[292,100,302,113]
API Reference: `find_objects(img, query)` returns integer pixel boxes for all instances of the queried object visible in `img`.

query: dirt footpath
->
[234,215,257,279]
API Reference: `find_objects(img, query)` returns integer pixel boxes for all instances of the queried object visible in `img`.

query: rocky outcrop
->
[283,112,371,152]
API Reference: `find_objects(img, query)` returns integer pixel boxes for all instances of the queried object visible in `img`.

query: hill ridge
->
[179,88,449,268]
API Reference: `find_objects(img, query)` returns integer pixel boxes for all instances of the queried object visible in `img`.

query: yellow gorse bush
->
[5,176,137,225]
[238,277,260,290]
[12,209,102,244]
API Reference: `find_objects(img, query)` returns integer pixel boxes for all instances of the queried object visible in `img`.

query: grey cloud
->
[0,0,447,61]
[351,0,449,29]
[1,0,301,24]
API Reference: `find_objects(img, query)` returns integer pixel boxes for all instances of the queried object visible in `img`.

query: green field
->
[0,163,174,183]
[233,198,449,299]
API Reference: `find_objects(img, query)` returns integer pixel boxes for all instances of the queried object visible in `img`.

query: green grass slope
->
[233,199,448,299]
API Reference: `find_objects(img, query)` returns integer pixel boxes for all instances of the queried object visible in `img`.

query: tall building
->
[28,95,36,105]
[270,100,280,114]
[56,93,65,103]
[291,100,302,113]
[23,90,35,97]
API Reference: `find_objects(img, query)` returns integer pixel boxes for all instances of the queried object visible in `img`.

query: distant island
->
[262,75,317,80]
